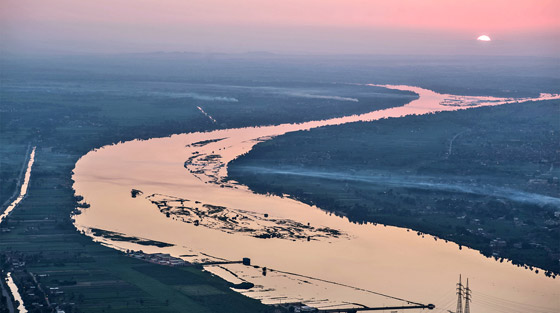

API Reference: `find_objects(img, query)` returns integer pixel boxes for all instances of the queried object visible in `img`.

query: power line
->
[264,266,425,306]
[475,292,557,311]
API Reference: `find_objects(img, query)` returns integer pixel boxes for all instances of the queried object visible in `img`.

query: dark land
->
[1,53,559,312]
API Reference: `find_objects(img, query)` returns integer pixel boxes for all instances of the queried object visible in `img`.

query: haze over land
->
[1,1,560,313]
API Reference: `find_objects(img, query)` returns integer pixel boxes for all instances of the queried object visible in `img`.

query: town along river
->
[72,85,560,313]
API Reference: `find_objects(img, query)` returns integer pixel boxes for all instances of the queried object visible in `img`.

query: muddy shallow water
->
[73,85,560,312]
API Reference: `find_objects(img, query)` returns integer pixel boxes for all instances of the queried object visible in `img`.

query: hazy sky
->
[1,0,559,56]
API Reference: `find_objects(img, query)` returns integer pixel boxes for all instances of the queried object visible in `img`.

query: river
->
[1,146,36,224]
[72,85,560,313]
[6,272,27,313]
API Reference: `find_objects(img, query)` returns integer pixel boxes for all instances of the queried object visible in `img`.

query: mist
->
[236,165,560,207]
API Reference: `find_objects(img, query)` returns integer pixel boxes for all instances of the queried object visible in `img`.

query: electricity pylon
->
[456,275,463,313]
[464,278,471,313]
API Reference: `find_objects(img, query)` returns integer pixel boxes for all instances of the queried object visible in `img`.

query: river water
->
[6,272,27,313]
[1,146,36,224]
[72,85,560,312]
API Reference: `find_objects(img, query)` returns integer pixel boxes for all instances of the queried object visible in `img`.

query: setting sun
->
[477,35,492,41]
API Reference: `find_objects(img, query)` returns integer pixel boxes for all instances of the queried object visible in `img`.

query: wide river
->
[73,85,560,313]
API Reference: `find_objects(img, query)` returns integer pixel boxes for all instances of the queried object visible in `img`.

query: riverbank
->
[71,85,560,313]
[229,99,560,275]
[0,144,31,211]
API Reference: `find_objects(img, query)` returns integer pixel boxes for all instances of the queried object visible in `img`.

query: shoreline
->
[72,85,560,311]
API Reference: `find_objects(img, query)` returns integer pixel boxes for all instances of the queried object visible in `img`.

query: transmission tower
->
[455,275,463,313]
[464,278,471,313]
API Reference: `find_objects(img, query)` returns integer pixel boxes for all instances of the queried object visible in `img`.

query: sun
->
[477,35,491,42]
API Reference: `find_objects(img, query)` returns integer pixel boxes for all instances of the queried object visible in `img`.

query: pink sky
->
[1,0,559,55]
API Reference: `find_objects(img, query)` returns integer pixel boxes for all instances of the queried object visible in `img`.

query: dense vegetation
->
[229,100,560,275]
